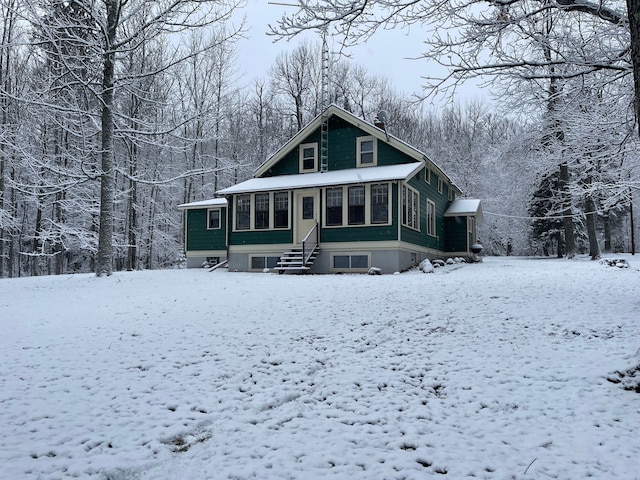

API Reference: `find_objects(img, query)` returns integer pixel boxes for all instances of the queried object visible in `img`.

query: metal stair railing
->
[301,222,318,266]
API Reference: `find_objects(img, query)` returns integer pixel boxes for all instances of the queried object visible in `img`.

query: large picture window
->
[274,192,289,229]
[371,184,388,224]
[427,199,436,236]
[348,186,365,225]
[326,188,343,226]
[236,195,251,230]
[255,193,269,229]
[402,185,419,230]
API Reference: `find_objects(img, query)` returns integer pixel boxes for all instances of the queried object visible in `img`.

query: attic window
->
[357,136,377,167]
[299,143,318,173]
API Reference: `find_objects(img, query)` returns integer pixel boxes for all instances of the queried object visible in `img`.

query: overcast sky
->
[233,0,486,105]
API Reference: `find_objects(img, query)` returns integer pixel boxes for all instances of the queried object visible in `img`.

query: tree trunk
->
[603,211,612,253]
[559,162,576,258]
[95,0,119,276]
[627,0,640,135]
[585,194,601,259]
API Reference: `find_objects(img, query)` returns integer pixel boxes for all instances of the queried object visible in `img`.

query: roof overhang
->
[444,199,483,222]
[177,198,227,210]
[217,162,424,195]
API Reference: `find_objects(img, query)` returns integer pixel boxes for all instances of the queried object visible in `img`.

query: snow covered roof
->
[253,104,462,195]
[217,162,424,195]
[177,198,227,210]
[444,198,483,221]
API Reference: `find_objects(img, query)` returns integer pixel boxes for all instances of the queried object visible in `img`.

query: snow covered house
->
[178,105,482,273]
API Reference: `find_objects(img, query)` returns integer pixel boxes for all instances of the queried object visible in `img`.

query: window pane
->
[302,146,315,170]
[255,193,269,229]
[251,256,265,269]
[348,186,365,225]
[208,209,220,229]
[303,196,314,220]
[360,139,374,164]
[274,192,289,228]
[237,195,250,230]
[326,188,343,226]
[371,184,388,224]
[333,255,349,268]
[351,255,368,269]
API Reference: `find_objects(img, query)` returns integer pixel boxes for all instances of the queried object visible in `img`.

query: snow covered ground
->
[1,256,639,480]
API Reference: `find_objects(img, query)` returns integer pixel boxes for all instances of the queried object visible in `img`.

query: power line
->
[484,209,623,221]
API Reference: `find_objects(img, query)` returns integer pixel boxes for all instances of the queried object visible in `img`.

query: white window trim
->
[425,168,431,184]
[206,208,222,230]
[426,199,436,237]
[437,177,443,194]
[299,142,318,173]
[330,252,371,272]
[356,136,377,167]
[322,183,392,228]
[233,192,291,232]
[402,184,420,231]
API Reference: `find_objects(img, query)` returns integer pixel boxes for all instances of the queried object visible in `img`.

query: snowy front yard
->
[1,256,639,479]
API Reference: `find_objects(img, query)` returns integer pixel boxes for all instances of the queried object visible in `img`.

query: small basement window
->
[250,256,280,270]
[332,253,370,271]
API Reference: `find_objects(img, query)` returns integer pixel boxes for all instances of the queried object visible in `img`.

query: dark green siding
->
[445,217,469,252]
[260,115,415,177]
[229,229,293,245]
[186,208,227,251]
[400,169,451,252]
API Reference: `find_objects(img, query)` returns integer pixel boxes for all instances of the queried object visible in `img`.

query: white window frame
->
[233,192,291,231]
[425,168,431,184]
[322,183,391,228]
[402,184,420,231]
[299,142,318,173]
[427,199,436,237]
[437,177,443,194]
[235,194,251,231]
[356,136,377,167]
[207,208,221,230]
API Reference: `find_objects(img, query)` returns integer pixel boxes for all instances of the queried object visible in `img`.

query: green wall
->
[261,115,415,177]
[186,208,227,251]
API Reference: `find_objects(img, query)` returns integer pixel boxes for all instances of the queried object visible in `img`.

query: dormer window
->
[299,143,318,173]
[357,136,377,167]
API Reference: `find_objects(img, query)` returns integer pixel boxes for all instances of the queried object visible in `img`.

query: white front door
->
[294,189,320,244]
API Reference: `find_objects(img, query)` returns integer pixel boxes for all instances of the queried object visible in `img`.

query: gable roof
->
[218,163,424,195]
[444,199,483,221]
[253,104,461,194]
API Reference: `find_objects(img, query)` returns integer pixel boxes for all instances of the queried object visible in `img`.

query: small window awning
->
[177,198,227,210]
[216,163,424,195]
[445,199,483,222]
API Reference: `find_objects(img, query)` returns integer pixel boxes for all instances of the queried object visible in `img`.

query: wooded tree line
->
[1,0,638,277]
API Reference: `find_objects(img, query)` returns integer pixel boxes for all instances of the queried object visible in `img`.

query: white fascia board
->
[218,163,424,195]
[177,198,228,210]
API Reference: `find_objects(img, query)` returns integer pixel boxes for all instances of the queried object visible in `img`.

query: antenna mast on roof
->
[270,2,332,172]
